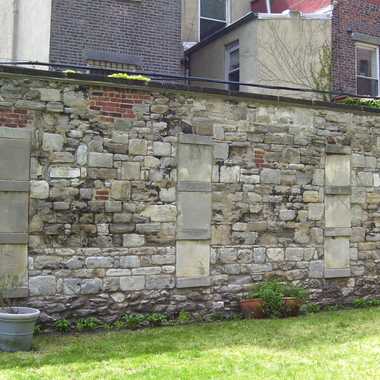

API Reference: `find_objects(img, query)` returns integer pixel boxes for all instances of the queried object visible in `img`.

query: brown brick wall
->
[332,0,380,95]
[0,109,32,128]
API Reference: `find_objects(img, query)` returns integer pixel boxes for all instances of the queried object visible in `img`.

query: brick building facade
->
[50,0,183,75]
[332,0,380,96]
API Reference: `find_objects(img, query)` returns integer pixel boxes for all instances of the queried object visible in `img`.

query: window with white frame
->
[200,0,230,40]
[356,44,379,97]
[226,41,240,91]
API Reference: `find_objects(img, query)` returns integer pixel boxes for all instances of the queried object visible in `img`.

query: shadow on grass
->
[0,308,379,371]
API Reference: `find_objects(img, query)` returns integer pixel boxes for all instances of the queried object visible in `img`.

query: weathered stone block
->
[121,162,140,180]
[111,181,131,200]
[220,166,240,183]
[88,152,113,168]
[325,196,351,228]
[29,276,56,296]
[153,142,171,156]
[129,139,148,155]
[285,248,304,261]
[42,133,64,152]
[267,248,284,262]
[120,276,145,291]
[49,167,80,179]
[31,181,49,199]
[86,257,114,268]
[176,241,210,278]
[146,275,175,289]
[261,169,281,184]
[120,256,140,268]
[326,155,350,187]
[303,191,320,203]
[308,204,324,221]
[123,234,145,247]
[81,279,102,294]
[141,205,176,222]
[39,88,61,102]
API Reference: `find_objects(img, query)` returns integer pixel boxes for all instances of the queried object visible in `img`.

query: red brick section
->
[89,87,152,123]
[255,149,266,168]
[0,108,33,128]
[332,0,380,95]
[95,189,110,201]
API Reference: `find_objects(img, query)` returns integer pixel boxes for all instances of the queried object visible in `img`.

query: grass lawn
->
[1,308,380,380]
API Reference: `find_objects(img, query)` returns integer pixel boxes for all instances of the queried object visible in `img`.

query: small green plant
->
[339,97,380,109]
[248,280,285,318]
[76,317,99,332]
[55,319,71,334]
[325,304,340,312]
[108,73,151,82]
[303,303,321,314]
[353,298,380,309]
[178,310,191,323]
[283,283,308,302]
[122,313,146,330]
[33,324,42,336]
[63,69,77,74]
[146,313,168,327]
[113,320,126,330]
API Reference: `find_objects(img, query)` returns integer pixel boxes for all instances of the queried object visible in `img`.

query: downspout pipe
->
[11,0,19,60]
[266,0,271,13]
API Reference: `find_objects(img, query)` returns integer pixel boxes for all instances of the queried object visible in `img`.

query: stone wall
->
[1,68,380,323]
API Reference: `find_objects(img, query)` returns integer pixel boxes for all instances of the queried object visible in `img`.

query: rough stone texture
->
[1,72,380,323]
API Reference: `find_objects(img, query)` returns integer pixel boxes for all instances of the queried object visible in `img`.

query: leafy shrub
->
[303,303,321,314]
[76,318,99,332]
[353,298,380,309]
[146,313,168,327]
[178,310,191,323]
[283,283,308,302]
[113,320,127,330]
[33,324,42,336]
[55,319,71,333]
[339,97,380,109]
[248,280,285,318]
[108,73,151,82]
[122,314,146,329]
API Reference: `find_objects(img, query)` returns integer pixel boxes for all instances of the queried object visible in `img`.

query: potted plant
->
[241,280,285,319]
[0,275,40,352]
[283,284,308,317]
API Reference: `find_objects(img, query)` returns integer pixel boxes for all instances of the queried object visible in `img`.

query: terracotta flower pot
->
[284,297,303,317]
[240,298,265,319]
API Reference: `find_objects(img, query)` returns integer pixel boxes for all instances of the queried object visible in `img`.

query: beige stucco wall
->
[0,0,15,61]
[188,16,332,99]
[189,21,258,89]
[0,0,52,65]
[253,17,332,98]
[182,0,252,43]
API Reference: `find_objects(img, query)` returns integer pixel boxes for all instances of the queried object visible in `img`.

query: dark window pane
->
[229,70,240,91]
[357,48,376,78]
[357,77,378,97]
[229,49,239,71]
[200,19,226,40]
[201,0,226,20]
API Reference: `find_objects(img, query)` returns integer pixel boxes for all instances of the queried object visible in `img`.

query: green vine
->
[108,73,151,82]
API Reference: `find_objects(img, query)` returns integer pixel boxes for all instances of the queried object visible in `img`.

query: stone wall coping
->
[1,65,380,115]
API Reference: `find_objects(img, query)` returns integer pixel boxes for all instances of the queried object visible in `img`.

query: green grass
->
[1,308,380,379]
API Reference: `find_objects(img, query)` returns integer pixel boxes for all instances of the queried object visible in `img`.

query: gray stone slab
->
[325,196,351,228]
[325,268,351,278]
[2,287,28,298]
[325,186,351,195]
[177,192,211,239]
[0,245,27,282]
[325,228,352,237]
[0,181,29,192]
[325,145,351,155]
[179,134,213,145]
[176,241,210,278]
[325,237,350,271]
[0,127,32,140]
[177,181,211,192]
[177,229,211,240]
[0,233,28,244]
[176,277,211,288]
[178,143,213,182]
[0,139,30,181]
[325,155,350,187]
[0,192,29,233]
